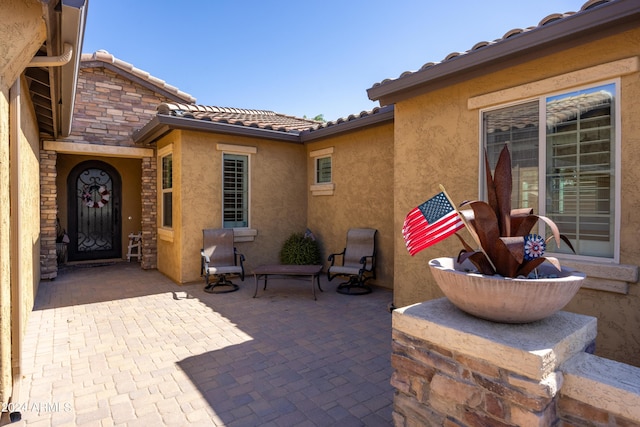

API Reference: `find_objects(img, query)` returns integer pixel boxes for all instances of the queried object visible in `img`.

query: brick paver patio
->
[9,262,394,426]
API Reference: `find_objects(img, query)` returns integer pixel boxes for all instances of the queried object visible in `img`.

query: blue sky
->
[82,0,588,121]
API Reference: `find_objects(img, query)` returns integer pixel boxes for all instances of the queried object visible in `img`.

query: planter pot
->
[428,257,586,323]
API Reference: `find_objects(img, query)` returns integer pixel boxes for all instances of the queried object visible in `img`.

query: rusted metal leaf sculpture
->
[456,145,575,277]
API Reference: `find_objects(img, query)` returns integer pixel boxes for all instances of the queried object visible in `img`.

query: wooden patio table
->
[252,264,323,300]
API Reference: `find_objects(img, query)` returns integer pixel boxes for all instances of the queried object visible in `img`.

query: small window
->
[316,156,332,184]
[161,153,173,228]
[223,153,249,228]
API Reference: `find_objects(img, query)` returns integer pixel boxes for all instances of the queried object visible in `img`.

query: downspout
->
[26,42,73,67]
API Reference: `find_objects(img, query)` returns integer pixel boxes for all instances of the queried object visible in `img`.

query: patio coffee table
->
[253,264,323,300]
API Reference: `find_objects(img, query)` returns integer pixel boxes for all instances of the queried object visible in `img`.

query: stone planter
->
[428,257,586,323]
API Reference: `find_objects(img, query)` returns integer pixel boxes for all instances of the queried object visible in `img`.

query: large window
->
[482,82,617,259]
[223,153,249,228]
[161,152,173,228]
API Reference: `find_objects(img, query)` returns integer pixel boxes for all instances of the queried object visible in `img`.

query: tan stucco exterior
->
[14,75,42,362]
[0,83,10,407]
[156,130,308,284]
[392,28,640,366]
[0,0,47,406]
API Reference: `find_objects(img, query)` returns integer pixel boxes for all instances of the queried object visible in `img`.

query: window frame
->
[158,144,173,230]
[315,155,332,184]
[310,147,335,196]
[479,79,621,263]
[222,152,250,229]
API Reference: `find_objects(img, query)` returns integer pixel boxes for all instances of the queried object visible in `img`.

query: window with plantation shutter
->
[223,153,248,228]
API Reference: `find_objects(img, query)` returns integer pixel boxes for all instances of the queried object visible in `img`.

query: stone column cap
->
[393,298,597,380]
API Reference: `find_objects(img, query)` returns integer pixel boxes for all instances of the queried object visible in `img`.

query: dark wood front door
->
[67,161,122,261]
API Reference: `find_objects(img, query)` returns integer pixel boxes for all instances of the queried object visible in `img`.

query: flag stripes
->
[402,192,465,256]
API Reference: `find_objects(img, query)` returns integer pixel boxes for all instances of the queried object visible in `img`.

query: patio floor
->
[10,262,395,426]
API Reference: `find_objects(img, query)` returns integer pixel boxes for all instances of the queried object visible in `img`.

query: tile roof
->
[369,0,614,92]
[81,50,196,103]
[134,103,394,145]
[157,103,322,133]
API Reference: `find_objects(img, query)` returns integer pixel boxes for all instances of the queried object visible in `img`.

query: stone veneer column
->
[39,149,58,279]
[140,155,157,270]
[391,298,597,426]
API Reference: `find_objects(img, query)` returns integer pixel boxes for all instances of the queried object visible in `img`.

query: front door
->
[67,161,122,261]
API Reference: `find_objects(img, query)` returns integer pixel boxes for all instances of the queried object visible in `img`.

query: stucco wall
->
[0,0,46,404]
[16,75,41,350]
[392,28,640,366]
[0,84,12,406]
[155,134,182,282]
[156,130,308,284]
[306,123,395,290]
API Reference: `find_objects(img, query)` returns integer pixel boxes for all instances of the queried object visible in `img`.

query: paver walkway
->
[10,262,394,426]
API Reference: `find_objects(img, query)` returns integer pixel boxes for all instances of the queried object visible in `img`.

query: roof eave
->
[367,0,640,105]
[58,0,88,137]
[133,115,302,145]
[300,105,394,142]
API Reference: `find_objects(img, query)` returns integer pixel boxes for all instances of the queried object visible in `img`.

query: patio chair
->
[201,228,245,293]
[327,228,377,295]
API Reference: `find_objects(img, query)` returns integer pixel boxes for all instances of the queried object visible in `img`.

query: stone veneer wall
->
[140,155,157,269]
[391,299,640,426]
[39,149,57,279]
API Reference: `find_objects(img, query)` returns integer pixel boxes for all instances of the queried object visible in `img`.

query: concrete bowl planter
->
[428,257,586,323]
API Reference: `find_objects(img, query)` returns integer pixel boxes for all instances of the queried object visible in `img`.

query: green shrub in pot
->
[280,232,321,265]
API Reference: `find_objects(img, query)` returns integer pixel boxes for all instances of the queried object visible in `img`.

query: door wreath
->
[82,185,110,208]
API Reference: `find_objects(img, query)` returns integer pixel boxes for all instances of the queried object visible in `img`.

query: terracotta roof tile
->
[80,50,196,103]
[157,103,322,133]
[370,0,611,89]
[309,105,394,132]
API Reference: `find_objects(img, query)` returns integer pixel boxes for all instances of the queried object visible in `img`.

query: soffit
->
[25,0,87,138]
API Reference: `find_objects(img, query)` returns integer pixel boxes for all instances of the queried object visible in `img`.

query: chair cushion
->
[206,266,243,275]
[328,266,361,276]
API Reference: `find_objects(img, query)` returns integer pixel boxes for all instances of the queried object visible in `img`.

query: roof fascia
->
[367,0,640,105]
[59,0,88,136]
[300,106,394,142]
[133,115,302,145]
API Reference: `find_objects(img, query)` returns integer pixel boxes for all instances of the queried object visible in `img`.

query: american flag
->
[402,192,465,256]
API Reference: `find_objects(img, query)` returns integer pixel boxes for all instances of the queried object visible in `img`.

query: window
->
[310,147,335,196]
[223,153,248,228]
[482,82,618,260]
[161,152,173,228]
[316,156,332,184]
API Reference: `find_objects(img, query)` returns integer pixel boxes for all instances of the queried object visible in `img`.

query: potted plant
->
[404,145,585,323]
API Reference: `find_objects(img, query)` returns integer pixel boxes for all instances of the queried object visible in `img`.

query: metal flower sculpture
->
[455,145,574,278]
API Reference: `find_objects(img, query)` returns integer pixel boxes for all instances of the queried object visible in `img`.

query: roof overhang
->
[133,114,302,145]
[25,0,88,138]
[134,105,396,146]
[367,0,640,106]
[300,105,394,142]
